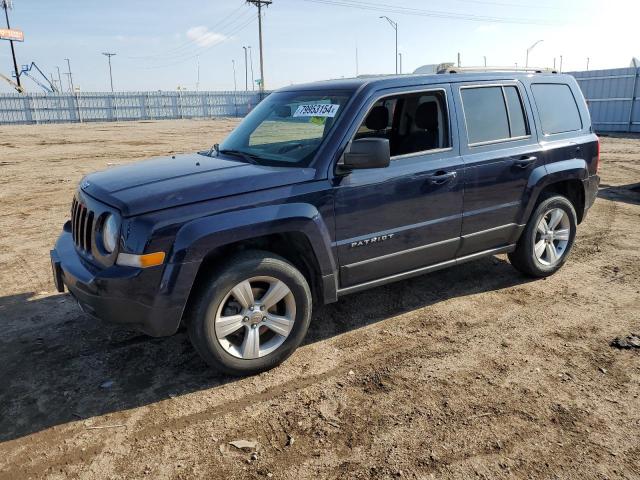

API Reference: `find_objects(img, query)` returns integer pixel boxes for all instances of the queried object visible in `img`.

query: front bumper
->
[51,225,198,337]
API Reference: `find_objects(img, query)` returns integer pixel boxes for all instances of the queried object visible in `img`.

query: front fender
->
[520,158,588,224]
[171,203,337,277]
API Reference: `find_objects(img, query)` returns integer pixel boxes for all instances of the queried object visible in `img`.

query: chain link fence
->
[0,90,267,125]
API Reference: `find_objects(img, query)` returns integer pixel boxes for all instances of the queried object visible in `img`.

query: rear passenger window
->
[461,87,510,144]
[504,86,528,138]
[461,85,530,145]
[531,83,582,135]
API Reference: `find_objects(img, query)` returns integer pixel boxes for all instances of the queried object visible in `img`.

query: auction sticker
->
[293,104,340,118]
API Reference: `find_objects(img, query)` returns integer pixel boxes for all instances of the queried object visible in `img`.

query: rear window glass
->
[461,86,510,144]
[504,86,528,137]
[531,83,582,135]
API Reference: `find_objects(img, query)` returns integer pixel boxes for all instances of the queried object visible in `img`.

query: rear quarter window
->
[531,83,583,135]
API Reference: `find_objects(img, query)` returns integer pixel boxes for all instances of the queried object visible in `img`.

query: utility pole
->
[525,39,543,68]
[559,55,563,73]
[379,16,398,74]
[242,46,249,91]
[64,58,75,93]
[246,1,271,93]
[483,56,487,67]
[586,57,590,70]
[102,52,116,92]
[457,52,461,68]
[2,0,21,88]
[56,66,63,92]
[248,46,255,90]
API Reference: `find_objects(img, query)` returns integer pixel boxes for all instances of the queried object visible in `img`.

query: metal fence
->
[0,90,266,125]
[570,67,640,133]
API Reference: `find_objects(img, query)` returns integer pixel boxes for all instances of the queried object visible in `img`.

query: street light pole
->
[398,52,402,74]
[102,52,116,92]
[525,39,543,68]
[379,16,398,74]
[248,46,255,91]
[242,46,249,91]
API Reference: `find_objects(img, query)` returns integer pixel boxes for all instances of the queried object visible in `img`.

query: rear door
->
[333,84,464,289]
[452,81,542,256]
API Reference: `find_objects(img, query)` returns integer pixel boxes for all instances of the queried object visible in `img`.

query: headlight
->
[102,214,120,254]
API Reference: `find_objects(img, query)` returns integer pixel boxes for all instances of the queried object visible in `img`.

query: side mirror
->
[341,138,390,170]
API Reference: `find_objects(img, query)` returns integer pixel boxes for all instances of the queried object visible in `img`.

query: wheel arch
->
[174,203,338,327]
[522,159,589,226]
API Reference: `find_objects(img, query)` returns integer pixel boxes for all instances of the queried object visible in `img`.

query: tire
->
[508,194,577,278]
[187,250,312,376]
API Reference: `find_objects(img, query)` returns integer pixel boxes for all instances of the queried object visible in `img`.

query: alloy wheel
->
[213,276,296,359]
[533,207,571,266]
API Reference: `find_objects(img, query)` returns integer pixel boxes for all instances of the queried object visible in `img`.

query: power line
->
[131,8,256,64]
[298,0,553,25]
[131,14,257,71]
[125,1,249,60]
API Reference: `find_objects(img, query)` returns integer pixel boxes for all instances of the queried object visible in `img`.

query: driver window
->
[354,90,449,157]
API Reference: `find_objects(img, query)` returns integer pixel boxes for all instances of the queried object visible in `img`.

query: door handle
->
[426,171,457,185]
[514,156,537,168]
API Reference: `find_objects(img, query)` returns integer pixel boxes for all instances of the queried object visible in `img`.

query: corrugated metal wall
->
[0,90,266,125]
[570,67,640,133]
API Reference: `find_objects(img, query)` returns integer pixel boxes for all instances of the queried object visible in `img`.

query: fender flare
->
[521,158,588,224]
[171,202,337,277]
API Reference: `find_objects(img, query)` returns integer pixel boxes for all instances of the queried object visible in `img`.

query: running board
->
[336,244,516,296]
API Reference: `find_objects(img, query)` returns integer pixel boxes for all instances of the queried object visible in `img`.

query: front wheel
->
[187,251,312,375]
[508,194,577,277]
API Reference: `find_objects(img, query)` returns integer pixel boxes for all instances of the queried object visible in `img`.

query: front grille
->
[71,197,95,253]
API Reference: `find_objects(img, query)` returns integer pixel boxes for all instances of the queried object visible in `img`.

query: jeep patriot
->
[51,71,600,375]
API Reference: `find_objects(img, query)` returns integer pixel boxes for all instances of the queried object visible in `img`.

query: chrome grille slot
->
[71,197,95,254]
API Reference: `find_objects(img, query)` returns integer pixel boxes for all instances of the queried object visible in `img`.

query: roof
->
[278,71,566,93]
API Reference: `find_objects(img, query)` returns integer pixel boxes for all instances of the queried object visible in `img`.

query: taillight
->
[595,136,601,173]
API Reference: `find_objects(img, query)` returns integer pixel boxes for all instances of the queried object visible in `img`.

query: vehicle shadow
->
[0,256,532,443]
[598,182,640,206]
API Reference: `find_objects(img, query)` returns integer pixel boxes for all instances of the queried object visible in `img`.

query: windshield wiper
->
[218,149,261,165]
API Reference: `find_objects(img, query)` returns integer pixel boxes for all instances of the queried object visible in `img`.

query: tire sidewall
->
[527,196,577,274]
[190,252,312,375]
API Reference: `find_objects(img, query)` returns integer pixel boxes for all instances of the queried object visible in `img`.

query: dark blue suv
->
[51,71,600,375]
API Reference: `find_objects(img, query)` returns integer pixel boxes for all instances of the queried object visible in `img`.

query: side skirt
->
[336,244,516,297]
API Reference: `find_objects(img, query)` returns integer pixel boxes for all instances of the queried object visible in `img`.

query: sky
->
[0,0,638,94]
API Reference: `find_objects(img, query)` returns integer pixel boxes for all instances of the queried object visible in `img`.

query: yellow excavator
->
[0,71,24,93]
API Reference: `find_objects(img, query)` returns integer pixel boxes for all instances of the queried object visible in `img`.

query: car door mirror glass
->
[342,138,390,170]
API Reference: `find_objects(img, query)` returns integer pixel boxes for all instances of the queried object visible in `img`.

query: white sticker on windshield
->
[293,104,340,118]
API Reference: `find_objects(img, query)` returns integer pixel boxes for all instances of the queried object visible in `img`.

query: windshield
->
[218,90,352,167]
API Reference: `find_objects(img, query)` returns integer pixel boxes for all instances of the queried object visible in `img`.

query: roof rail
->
[437,66,557,74]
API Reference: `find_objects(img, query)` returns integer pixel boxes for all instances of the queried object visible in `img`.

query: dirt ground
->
[0,119,639,480]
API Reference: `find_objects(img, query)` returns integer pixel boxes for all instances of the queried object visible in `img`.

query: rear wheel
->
[508,194,577,277]
[188,251,312,375]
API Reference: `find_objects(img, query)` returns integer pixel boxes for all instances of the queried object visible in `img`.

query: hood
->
[81,152,316,217]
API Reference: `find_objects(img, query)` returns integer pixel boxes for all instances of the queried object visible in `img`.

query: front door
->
[333,85,464,289]
[452,81,542,256]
